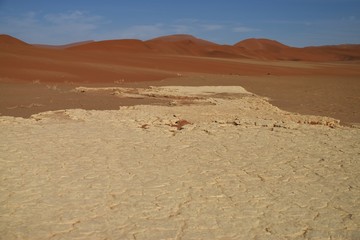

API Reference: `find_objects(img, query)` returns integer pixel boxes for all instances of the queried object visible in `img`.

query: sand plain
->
[1,34,360,239]
[1,74,360,126]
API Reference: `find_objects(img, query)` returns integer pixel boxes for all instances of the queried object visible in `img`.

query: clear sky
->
[0,0,359,47]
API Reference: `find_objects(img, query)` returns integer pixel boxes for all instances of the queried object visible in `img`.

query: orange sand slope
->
[1,34,360,83]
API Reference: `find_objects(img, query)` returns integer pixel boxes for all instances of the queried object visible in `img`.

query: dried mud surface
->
[1,86,359,239]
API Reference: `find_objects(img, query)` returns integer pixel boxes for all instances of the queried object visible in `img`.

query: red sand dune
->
[148,34,217,46]
[1,34,360,83]
[235,38,289,51]
[145,35,215,56]
[0,34,30,46]
[235,38,360,61]
[304,44,360,61]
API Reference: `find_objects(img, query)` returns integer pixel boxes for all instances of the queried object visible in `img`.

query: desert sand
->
[1,34,360,239]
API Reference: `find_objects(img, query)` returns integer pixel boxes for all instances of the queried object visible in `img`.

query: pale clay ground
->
[0,86,359,240]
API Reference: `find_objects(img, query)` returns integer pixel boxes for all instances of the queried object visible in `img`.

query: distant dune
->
[148,34,217,46]
[1,34,360,83]
[63,34,360,61]
[2,33,360,60]
[234,38,360,61]
[235,38,289,51]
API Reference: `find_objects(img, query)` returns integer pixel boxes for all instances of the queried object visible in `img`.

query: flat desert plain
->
[1,34,360,239]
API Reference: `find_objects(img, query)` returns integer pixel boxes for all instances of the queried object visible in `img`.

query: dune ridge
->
[1,34,360,84]
[65,34,360,61]
[2,33,360,61]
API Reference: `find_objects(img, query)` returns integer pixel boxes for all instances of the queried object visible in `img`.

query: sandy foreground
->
[1,86,360,239]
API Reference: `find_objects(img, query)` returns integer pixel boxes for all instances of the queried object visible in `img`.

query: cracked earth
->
[1,86,359,239]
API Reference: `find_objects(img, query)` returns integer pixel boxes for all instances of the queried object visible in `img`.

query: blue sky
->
[0,0,359,47]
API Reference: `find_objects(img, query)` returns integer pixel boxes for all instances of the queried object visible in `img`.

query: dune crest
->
[235,38,289,51]
[0,34,30,46]
[148,34,218,46]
